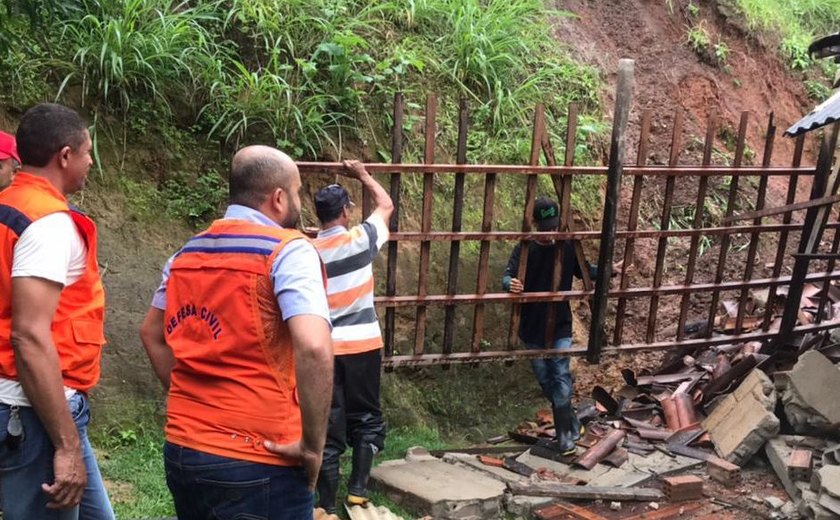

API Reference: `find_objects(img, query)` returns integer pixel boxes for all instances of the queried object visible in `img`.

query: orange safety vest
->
[0,172,106,392]
[164,219,320,466]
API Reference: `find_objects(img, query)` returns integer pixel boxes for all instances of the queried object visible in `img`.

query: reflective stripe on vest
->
[164,219,313,467]
[0,172,106,392]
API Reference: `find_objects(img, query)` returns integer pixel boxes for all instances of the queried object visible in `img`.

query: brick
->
[534,502,608,520]
[707,458,740,486]
[787,449,813,482]
[662,475,704,502]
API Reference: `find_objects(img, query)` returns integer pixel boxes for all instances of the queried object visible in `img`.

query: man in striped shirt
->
[312,160,393,514]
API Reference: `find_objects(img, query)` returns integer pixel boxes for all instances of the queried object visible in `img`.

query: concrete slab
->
[703,369,779,464]
[370,459,506,520]
[504,495,555,517]
[515,447,702,488]
[776,351,840,435]
[817,466,840,499]
[441,453,528,486]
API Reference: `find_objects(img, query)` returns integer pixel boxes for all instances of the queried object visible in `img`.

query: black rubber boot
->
[346,441,377,506]
[316,460,340,514]
[551,404,578,455]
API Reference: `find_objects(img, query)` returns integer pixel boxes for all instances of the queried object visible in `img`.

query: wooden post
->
[383,93,404,358]
[587,59,634,363]
[414,95,437,355]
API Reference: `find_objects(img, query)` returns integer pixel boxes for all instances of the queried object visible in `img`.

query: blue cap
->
[314,184,355,222]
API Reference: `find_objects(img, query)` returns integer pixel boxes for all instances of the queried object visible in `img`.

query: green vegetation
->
[732,0,840,71]
[0,0,600,166]
[686,21,712,55]
[806,79,832,102]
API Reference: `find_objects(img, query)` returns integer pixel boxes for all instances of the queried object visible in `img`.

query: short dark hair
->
[229,154,285,208]
[16,104,87,167]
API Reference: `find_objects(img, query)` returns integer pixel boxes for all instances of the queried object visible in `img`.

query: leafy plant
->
[805,79,832,101]
[781,34,813,70]
[687,2,700,17]
[714,40,730,64]
[686,21,711,55]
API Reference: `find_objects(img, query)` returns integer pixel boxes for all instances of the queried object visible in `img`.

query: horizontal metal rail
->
[298,162,815,177]
[390,222,839,242]
[374,270,840,307]
[381,320,840,367]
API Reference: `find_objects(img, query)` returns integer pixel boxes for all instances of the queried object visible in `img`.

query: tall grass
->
[0,0,600,165]
[733,0,840,70]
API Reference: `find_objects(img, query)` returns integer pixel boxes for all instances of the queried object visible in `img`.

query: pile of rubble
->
[365,285,840,519]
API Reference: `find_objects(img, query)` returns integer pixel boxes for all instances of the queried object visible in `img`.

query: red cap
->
[0,131,20,164]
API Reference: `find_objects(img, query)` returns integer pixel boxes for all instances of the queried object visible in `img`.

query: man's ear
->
[58,145,72,169]
[270,187,285,213]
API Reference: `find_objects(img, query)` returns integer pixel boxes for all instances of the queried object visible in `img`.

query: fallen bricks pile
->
[503,324,840,518]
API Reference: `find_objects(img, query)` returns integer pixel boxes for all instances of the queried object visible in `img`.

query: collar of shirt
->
[223,204,280,228]
[317,224,348,239]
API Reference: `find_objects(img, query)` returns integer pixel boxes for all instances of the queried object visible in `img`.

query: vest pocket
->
[70,319,106,346]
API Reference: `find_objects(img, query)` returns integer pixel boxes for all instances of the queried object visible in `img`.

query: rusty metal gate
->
[298,62,840,368]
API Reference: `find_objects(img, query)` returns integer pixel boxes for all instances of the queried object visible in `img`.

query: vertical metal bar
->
[613,109,652,345]
[677,111,716,340]
[542,106,578,348]
[767,127,838,353]
[508,104,545,349]
[645,109,684,343]
[763,135,804,330]
[470,169,497,353]
[735,113,776,333]
[588,59,635,363]
[442,98,469,356]
[706,112,750,338]
[817,218,840,323]
[413,95,437,355]
[383,93,404,358]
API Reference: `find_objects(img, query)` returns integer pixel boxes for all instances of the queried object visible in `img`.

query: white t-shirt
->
[0,212,87,406]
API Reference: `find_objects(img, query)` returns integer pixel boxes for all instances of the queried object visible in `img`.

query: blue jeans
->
[526,337,575,409]
[0,392,115,520]
[164,442,314,520]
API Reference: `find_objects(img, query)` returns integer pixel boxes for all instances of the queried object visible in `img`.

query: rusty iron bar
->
[297,163,814,177]
[614,109,652,345]
[724,192,840,223]
[646,109,684,343]
[383,93,404,358]
[763,135,806,331]
[389,222,840,242]
[413,95,437,355]
[508,104,545,349]
[543,103,579,347]
[706,112,750,338]
[588,59,635,363]
[736,113,777,333]
[817,225,840,323]
[768,124,840,353]
[375,270,840,306]
[470,168,497,353]
[677,111,717,340]
[441,98,470,359]
[380,320,840,367]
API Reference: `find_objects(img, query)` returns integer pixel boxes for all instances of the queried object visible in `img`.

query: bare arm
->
[265,314,333,489]
[342,160,394,223]
[11,277,86,510]
[139,307,174,390]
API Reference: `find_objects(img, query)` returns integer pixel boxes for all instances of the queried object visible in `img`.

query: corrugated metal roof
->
[785,89,840,137]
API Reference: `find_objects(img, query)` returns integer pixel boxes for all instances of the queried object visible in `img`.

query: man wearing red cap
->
[0,130,20,189]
